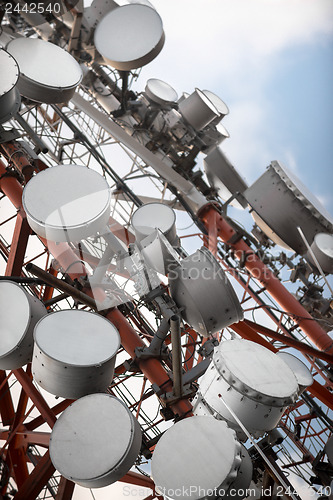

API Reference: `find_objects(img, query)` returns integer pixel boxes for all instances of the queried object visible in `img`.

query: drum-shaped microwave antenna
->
[204,146,248,209]
[94,4,165,70]
[244,161,333,254]
[178,88,220,131]
[305,233,333,274]
[22,164,111,242]
[0,281,46,370]
[131,202,178,246]
[0,49,20,124]
[49,394,142,488]
[195,339,299,437]
[144,78,178,105]
[83,0,119,30]
[139,229,181,275]
[32,310,120,399]
[6,37,82,104]
[169,247,243,336]
[151,416,242,500]
[276,352,313,395]
[202,89,229,123]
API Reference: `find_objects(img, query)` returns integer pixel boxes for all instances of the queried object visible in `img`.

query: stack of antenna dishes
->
[22,164,111,242]
[169,247,243,337]
[32,310,120,399]
[50,394,142,488]
[6,38,82,104]
[204,146,248,209]
[0,49,21,124]
[94,3,165,70]
[0,281,46,369]
[244,161,333,256]
[193,339,312,439]
[151,416,252,500]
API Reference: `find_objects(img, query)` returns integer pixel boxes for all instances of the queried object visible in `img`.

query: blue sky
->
[135,0,333,215]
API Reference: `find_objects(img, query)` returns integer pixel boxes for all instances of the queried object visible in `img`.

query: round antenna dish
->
[131,202,178,246]
[204,146,248,209]
[22,164,111,242]
[50,394,142,488]
[0,281,46,370]
[33,310,120,399]
[178,88,220,131]
[6,38,82,104]
[169,247,243,336]
[202,89,229,122]
[84,0,119,30]
[94,4,165,71]
[144,78,178,105]
[152,416,242,500]
[305,233,333,274]
[177,91,189,104]
[244,161,333,254]
[0,49,20,124]
[139,229,181,275]
[197,339,299,437]
[276,352,313,395]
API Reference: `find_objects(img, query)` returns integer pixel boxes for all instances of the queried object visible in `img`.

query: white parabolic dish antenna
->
[94,4,165,70]
[131,202,178,245]
[305,232,333,274]
[6,38,82,104]
[145,78,178,105]
[244,161,333,254]
[178,88,220,131]
[0,281,46,370]
[22,164,111,242]
[32,309,120,399]
[49,394,142,488]
[169,247,243,336]
[151,416,242,500]
[0,49,20,124]
[197,339,299,436]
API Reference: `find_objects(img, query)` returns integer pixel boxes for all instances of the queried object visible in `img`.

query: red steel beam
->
[0,158,192,417]
[199,205,333,354]
[0,371,15,426]
[5,209,31,277]
[55,477,75,500]
[244,319,333,364]
[13,451,55,500]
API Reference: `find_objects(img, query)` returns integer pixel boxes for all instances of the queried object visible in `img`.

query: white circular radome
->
[145,78,178,105]
[22,164,111,242]
[132,202,176,240]
[217,339,298,400]
[7,37,82,90]
[50,394,141,486]
[152,416,241,500]
[202,90,229,117]
[314,233,333,258]
[34,310,120,366]
[94,4,165,70]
